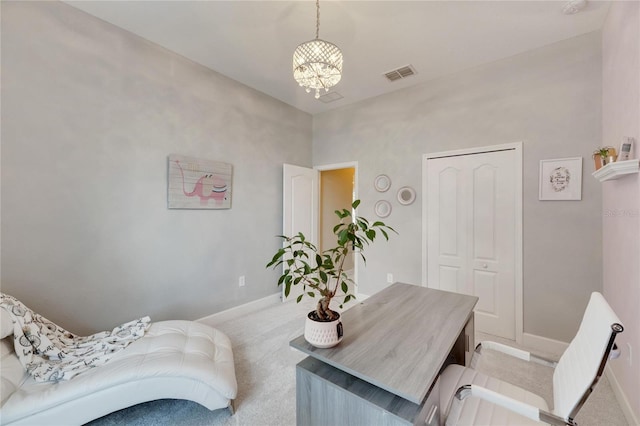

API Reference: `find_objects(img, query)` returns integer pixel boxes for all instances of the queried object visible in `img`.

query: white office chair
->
[439,292,623,426]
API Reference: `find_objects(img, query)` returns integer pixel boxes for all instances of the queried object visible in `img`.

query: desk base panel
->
[296,357,440,426]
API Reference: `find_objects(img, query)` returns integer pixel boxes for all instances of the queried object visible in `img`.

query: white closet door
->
[427,150,516,339]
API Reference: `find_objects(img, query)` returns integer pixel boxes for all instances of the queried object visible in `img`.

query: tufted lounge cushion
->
[1,309,13,339]
[1,320,237,425]
[1,338,27,406]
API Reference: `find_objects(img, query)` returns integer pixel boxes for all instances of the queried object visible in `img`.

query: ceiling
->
[64,1,610,115]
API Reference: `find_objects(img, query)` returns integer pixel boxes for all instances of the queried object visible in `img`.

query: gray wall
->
[1,1,604,343]
[313,32,603,342]
[602,1,640,419]
[1,1,311,334]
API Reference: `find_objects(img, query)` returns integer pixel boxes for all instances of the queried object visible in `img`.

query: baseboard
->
[521,332,568,359]
[356,293,370,300]
[196,292,281,326]
[606,365,639,426]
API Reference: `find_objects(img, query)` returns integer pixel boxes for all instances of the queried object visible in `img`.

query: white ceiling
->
[64,1,610,115]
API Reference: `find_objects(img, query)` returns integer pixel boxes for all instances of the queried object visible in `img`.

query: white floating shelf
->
[592,159,640,182]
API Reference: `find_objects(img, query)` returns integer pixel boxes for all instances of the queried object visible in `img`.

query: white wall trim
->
[606,365,639,426]
[196,293,281,326]
[315,161,359,172]
[422,142,524,345]
[424,142,524,160]
[522,332,568,359]
[356,293,370,301]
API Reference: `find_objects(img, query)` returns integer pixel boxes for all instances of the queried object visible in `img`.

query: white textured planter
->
[304,311,343,349]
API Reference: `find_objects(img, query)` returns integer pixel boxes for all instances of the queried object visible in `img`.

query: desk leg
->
[464,313,475,367]
[451,312,475,367]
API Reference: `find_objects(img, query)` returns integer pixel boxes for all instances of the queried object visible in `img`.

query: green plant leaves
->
[266,199,396,307]
[337,229,349,245]
[266,248,285,268]
[365,229,376,240]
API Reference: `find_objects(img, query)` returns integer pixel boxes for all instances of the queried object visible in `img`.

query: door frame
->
[421,142,523,344]
[315,161,359,294]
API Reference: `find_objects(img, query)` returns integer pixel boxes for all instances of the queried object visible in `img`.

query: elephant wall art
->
[167,154,233,209]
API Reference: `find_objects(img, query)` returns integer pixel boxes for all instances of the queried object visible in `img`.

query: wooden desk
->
[290,282,477,426]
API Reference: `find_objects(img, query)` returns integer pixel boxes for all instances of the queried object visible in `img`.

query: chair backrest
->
[552,292,623,421]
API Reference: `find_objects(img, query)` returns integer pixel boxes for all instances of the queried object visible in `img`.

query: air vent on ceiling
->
[318,91,344,103]
[384,65,417,82]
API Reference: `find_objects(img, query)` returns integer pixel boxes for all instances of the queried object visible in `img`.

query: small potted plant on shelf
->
[266,199,396,348]
[593,147,617,170]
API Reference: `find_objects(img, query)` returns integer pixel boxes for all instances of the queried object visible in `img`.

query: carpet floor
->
[87,298,629,426]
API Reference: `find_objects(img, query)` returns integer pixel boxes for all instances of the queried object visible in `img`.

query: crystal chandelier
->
[292,0,343,99]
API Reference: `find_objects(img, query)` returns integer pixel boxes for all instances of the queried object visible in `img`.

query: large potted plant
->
[267,200,395,348]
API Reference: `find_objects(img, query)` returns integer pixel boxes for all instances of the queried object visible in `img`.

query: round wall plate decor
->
[374,200,392,218]
[397,186,416,205]
[374,174,391,192]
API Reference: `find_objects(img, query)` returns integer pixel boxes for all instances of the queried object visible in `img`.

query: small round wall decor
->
[374,174,391,192]
[374,200,392,218]
[397,186,416,205]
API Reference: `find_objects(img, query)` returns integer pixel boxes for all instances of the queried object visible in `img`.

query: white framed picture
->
[539,157,582,201]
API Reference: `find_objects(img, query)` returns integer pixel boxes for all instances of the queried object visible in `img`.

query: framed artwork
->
[167,154,233,209]
[539,157,582,201]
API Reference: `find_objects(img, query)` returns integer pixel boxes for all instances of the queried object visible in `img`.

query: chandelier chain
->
[315,0,320,39]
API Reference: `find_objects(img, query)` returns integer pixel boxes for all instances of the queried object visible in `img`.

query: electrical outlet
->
[627,342,632,366]
[387,273,393,283]
[239,276,245,287]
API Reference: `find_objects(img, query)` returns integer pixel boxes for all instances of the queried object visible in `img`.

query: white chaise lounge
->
[1,318,237,425]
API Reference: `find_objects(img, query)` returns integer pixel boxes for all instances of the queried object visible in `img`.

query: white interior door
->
[283,164,318,301]
[427,149,516,340]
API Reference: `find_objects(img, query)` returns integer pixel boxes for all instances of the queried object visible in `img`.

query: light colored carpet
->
[88,299,629,426]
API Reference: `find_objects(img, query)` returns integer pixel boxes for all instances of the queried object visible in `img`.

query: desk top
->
[290,282,477,404]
